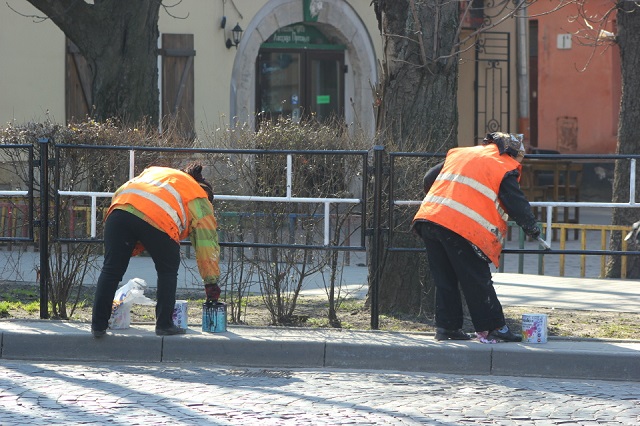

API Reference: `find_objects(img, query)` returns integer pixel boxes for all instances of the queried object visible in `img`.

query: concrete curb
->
[1,321,638,381]
[491,342,640,381]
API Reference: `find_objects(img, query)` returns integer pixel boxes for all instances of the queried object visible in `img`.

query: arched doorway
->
[229,0,378,137]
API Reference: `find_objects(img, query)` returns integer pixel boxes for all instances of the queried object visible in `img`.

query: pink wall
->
[529,2,620,154]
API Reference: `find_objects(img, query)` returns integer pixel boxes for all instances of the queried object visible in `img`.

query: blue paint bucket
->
[202,301,227,333]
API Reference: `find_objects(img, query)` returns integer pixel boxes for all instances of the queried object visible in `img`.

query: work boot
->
[489,328,522,342]
[91,328,107,339]
[435,327,471,341]
[155,325,187,336]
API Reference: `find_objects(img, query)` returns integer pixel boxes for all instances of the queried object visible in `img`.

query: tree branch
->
[25,0,97,30]
[409,0,428,67]
[161,0,189,20]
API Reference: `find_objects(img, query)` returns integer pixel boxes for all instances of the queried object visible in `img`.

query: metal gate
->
[0,140,45,315]
[474,31,511,143]
[29,141,371,320]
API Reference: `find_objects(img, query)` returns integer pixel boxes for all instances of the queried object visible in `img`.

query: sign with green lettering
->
[267,24,327,46]
[263,24,345,51]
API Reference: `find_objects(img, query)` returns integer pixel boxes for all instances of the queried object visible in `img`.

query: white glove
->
[624,221,640,244]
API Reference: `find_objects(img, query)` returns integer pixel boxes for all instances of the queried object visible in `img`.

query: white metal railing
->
[394,159,638,248]
[56,191,114,238]
[58,152,362,245]
[0,191,29,196]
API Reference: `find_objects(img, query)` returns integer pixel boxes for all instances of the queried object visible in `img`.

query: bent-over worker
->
[91,162,221,337]
[412,133,541,343]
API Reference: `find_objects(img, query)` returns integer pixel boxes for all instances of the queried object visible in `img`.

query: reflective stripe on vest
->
[422,194,505,242]
[117,184,187,235]
[434,172,508,222]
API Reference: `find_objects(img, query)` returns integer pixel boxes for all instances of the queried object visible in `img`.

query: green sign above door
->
[263,23,345,51]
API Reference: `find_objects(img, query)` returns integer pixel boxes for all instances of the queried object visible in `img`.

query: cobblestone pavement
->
[0,361,638,425]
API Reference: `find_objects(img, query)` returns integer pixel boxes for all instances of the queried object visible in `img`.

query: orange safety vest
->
[412,144,522,266]
[106,166,208,243]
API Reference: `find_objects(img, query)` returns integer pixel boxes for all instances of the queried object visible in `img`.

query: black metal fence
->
[1,139,639,327]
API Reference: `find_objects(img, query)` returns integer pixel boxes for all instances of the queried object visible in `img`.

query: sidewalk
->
[1,207,639,381]
[1,271,639,382]
[493,273,639,312]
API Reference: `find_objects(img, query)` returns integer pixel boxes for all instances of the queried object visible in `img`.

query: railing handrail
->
[52,147,368,248]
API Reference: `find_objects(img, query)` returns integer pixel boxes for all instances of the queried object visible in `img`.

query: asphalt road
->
[0,360,638,425]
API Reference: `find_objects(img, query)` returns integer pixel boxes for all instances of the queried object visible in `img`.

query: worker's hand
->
[523,224,541,240]
[205,283,221,302]
[625,221,640,244]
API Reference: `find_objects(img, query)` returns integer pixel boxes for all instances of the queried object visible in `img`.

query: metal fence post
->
[38,138,50,319]
[370,145,385,330]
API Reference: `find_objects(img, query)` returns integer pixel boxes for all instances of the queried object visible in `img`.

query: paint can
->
[172,300,189,330]
[202,301,227,333]
[521,313,548,343]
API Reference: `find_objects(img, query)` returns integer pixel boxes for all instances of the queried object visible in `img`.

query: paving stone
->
[0,361,638,424]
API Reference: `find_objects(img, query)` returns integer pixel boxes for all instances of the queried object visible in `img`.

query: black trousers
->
[91,209,181,331]
[414,221,506,332]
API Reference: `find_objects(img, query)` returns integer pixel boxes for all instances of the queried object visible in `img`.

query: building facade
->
[0,0,619,153]
[528,0,620,154]
[1,0,383,140]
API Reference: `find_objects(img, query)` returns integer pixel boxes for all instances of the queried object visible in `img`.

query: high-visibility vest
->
[412,144,521,266]
[106,166,208,243]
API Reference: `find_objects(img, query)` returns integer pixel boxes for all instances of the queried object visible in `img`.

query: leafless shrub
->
[0,116,196,318]
[200,117,368,326]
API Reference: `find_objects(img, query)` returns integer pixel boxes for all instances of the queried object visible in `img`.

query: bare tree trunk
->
[606,1,640,278]
[26,0,161,124]
[377,0,459,150]
[374,0,459,315]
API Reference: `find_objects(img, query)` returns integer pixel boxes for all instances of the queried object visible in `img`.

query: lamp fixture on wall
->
[226,23,243,49]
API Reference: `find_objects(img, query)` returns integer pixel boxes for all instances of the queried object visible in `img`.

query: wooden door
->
[161,34,195,139]
[65,39,92,123]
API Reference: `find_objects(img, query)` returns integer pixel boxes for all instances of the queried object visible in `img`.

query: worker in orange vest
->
[412,133,541,343]
[91,162,221,338]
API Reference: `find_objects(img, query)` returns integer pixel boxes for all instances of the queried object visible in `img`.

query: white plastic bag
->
[108,278,155,329]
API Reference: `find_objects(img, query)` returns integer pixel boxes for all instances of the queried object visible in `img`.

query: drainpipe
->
[516,3,530,144]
